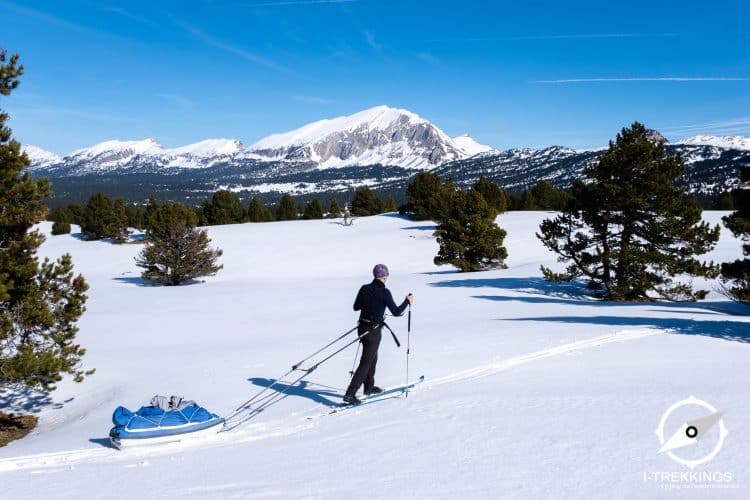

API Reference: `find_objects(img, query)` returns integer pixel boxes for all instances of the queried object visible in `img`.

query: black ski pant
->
[346,323,382,396]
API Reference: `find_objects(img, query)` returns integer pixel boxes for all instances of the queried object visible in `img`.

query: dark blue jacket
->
[353,279,409,322]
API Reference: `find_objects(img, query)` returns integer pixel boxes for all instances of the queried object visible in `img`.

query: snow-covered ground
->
[1,212,749,499]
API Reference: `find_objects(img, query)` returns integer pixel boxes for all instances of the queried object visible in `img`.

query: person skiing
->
[343,264,413,405]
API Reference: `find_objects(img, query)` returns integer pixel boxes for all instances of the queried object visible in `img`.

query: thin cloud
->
[534,77,750,83]
[0,0,116,38]
[661,116,750,138]
[293,95,334,104]
[100,6,159,28]
[363,30,383,53]
[244,0,357,6]
[173,18,297,76]
[158,93,194,107]
[423,33,679,43]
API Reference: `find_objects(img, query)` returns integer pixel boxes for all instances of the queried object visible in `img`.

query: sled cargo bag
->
[109,397,223,449]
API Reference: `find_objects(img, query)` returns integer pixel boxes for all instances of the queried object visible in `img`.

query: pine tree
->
[328,198,341,218]
[351,186,383,216]
[382,195,398,213]
[518,189,536,210]
[405,171,455,221]
[137,201,223,285]
[202,190,245,225]
[51,207,71,235]
[472,176,508,213]
[112,198,130,243]
[531,180,569,210]
[713,191,735,210]
[66,203,85,226]
[125,204,146,230]
[537,122,720,301]
[720,167,750,304]
[434,188,508,271]
[276,193,298,220]
[247,197,274,222]
[303,198,324,219]
[81,193,117,240]
[1,51,92,392]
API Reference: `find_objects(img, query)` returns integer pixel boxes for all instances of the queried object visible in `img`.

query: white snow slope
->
[681,135,750,151]
[22,144,61,166]
[453,133,495,156]
[1,212,749,499]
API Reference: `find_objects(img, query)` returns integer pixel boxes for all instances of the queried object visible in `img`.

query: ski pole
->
[349,342,361,379]
[292,324,359,370]
[231,324,358,413]
[226,322,383,429]
[406,303,411,398]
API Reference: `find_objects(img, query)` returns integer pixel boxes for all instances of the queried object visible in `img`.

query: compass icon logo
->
[656,396,729,469]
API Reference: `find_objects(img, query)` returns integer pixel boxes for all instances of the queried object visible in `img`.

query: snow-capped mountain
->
[27,106,468,175]
[452,134,495,156]
[30,138,247,174]
[22,145,61,167]
[680,135,750,151]
[22,109,750,206]
[249,105,466,169]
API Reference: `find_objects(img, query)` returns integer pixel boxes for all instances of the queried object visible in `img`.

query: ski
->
[307,375,424,420]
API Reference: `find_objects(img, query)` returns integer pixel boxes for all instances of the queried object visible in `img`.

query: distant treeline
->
[47,187,402,238]
[48,176,742,241]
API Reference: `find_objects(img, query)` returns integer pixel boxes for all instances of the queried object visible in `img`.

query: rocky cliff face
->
[249,105,466,169]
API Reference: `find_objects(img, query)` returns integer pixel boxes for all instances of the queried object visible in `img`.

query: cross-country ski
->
[308,375,426,420]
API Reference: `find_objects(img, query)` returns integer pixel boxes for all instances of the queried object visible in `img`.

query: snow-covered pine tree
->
[537,122,720,301]
[720,167,750,304]
[0,51,92,392]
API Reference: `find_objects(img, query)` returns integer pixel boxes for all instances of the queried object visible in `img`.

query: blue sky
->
[2,0,749,154]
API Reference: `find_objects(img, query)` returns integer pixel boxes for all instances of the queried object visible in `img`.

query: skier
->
[343,264,413,405]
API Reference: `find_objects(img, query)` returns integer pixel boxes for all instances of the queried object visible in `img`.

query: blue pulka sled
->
[109,399,224,449]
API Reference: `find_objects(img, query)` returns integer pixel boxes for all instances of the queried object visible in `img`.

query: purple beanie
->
[373,264,389,279]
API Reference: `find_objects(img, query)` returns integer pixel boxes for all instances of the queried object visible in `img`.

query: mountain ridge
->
[20,106,750,206]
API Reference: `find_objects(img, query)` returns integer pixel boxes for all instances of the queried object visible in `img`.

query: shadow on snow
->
[430,276,750,343]
[247,378,343,408]
[88,437,118,449]
[0,385,67,414]
[431,276,592,300]
[505,315,750,344]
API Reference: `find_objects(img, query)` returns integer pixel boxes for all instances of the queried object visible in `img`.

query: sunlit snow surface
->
[1,212,748,499]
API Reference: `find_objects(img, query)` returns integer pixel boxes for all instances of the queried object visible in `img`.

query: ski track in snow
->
[428,328,661,387]
[0,328,658,473]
